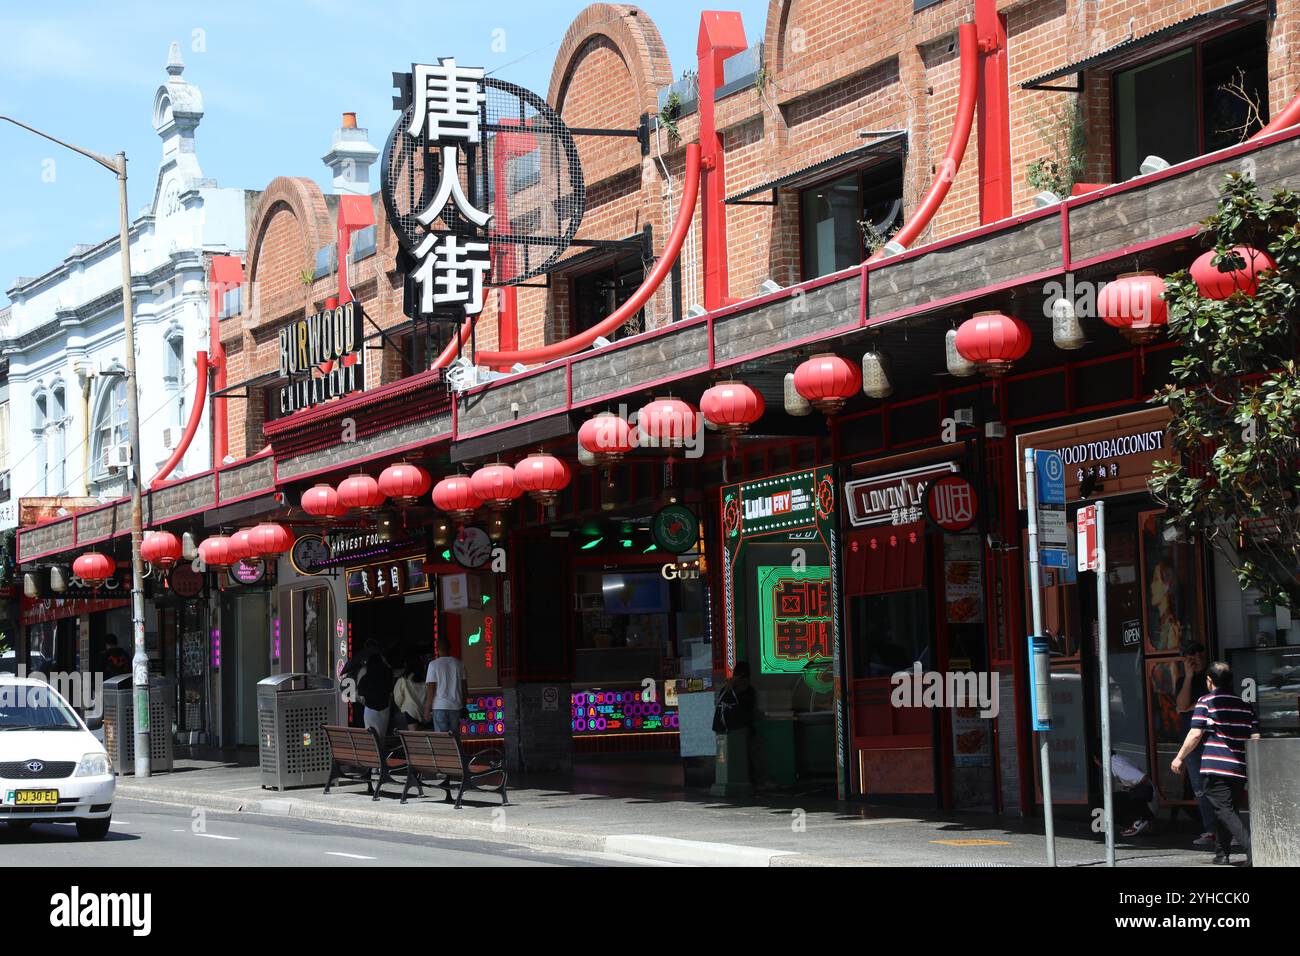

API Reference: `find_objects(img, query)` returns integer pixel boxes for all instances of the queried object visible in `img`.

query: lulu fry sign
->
[277,302,365,414]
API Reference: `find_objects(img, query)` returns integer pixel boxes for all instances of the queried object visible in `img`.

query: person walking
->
[1171,661,1260,866]
[1175,642,1216,847]
[424,637,467,734]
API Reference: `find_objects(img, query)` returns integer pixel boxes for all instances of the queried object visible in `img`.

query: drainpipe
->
[490,120,538,369]
[149,351,208,487]
[697,11,747,311]
[79,372,91,495]
[1252,89,1300,138]
[974,0,1012,224]
[208,255,243,467]
[870,22,979,259]
[464,144,702,368]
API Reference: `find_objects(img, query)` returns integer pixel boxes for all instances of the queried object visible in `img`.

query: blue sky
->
[0,0,769,305]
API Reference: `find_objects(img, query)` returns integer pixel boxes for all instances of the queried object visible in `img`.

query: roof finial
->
[166,41,185,77]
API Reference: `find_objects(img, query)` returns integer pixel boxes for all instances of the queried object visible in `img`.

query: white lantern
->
[577,443,597,467]
[1051,297,1086,350]
[182,531,199,561]
[861,349,893,399]
[783,372,813,416]
[945,328,977,377]
[23,572,39,599]
[49,566,69,593]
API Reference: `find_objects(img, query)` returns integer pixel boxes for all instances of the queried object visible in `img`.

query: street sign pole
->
[1095,498,1115,867]
[1024,448,1056,867]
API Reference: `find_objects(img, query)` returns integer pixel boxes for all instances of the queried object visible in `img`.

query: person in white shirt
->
[423,637,468,734]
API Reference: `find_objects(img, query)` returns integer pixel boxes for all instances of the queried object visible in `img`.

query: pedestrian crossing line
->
[194,833,239,841]
[325,851,376,860]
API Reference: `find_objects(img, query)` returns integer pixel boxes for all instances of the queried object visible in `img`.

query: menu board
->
[943,534,984,625]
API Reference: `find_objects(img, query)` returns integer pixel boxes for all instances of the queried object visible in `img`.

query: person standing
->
[357,650,393,737]
[1171,662,1260,866]
[1175,642,1216,847]
[424,637,467,734]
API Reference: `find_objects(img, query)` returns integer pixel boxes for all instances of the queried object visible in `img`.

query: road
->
[0,798,643,867]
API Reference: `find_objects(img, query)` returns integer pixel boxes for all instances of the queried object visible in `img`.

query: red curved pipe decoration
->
[869,22,978,261]
[1252,89,1300,139]
[463,144,702,368]
[149,350,209,487]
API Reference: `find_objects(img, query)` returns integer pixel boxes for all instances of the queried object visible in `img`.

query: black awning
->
[724,132,907,205]
[1021,0,1272,91]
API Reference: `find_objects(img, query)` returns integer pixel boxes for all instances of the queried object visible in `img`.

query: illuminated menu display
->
[459,695,506,738]
[571,688,680,735]
[756,564,832,674]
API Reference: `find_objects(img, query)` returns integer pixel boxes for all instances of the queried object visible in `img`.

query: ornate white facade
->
[0,44,251,529]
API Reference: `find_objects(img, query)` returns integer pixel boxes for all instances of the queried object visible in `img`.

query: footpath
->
[115,760,1217,867]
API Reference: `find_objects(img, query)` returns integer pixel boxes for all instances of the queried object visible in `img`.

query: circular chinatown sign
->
[652,505,699,554]
[924,475,979,534]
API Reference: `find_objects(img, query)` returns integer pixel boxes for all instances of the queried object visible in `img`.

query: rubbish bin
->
[257,674,339,790]
[102,673,175,774]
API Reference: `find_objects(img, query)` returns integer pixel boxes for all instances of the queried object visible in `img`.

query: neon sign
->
[460,695,506,737]
[756,565,832,674]
[571,689,680,735]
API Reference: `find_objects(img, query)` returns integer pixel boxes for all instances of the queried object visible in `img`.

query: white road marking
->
[324,851,376,860]
[194,833,239,841]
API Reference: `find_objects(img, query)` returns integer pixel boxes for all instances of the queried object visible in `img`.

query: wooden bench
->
[397,730,508,809]
[322,725,408,802]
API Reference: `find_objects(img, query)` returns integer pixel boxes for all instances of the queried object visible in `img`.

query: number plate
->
[8,789,59,806]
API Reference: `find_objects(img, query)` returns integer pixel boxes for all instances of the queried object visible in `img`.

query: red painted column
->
[490,121,537,369]
[208,255,244,468]
[975,0,1013,224]
[697,11,747,312]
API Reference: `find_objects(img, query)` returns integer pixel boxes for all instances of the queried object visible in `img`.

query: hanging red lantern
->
[1190,246,1275,299]
[140,531,183,570]
[514,453,571,506]
[793,353,861,415]
[377,462,431,507]
[72,551,116,586]
[198,535,234,569]
[337,472,386,512]
[470,463,522,511]
[955,311,1032,376]
[1097,272,1168,345]
[700,381,765,437]
[432,475,482,522]
[578,412,635,464]
[250,522,296,558]
[637,397,700,448]
[300,483,345,518]
[228,527,259,565]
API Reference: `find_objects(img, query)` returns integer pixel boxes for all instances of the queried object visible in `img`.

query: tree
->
[1150,173,1300,609]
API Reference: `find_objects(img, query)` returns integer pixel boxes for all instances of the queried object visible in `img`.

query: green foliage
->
[1025,97,1087,197]
[658,91,682,143]
[1149,174,1300,608]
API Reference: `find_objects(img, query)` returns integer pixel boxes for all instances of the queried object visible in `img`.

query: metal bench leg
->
[401,770,418,805]
[364,769,375,796]
[501,776,509,807]
[324,760,338,794]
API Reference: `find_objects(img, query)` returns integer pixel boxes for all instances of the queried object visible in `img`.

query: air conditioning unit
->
[106,443,132,470]
[161,425,184,450]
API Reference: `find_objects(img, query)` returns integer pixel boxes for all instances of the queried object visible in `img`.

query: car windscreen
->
[0,683,82,730]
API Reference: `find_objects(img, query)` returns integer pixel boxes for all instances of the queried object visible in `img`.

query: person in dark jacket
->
[357,651,393,737]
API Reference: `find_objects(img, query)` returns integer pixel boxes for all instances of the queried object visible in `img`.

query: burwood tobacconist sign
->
[277,301,366,414]
[1015,406,1173,507]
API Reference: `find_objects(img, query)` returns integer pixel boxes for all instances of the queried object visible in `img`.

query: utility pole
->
[1,116,151,775]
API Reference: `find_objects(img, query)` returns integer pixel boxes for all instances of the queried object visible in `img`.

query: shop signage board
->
[924,474,979,534]
[754,564,832,674]
[652,504,699,553]
[844,462,957,528]
[345,557,430,602]
[277,302,366,414]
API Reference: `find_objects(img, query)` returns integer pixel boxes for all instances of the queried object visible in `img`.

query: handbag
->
[712,686,739,734]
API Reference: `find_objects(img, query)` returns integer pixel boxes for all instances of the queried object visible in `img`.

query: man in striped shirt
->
[1171,662,1260,866]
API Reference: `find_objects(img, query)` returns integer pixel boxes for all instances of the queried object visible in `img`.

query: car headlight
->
[74,752,112,777]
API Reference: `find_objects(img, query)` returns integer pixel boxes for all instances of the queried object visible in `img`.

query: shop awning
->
[724,132,908,205]
[1020,0,1273,91]
[844,524,926,596]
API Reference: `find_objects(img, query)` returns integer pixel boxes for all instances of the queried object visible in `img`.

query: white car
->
[0,676,115,840]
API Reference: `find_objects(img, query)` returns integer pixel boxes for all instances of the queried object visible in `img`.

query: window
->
[49,383,66,494]
[31,389,48,495]
[0,400,9,474]
[570,252,645,339]
[90,380,128,479]
[799,159,904,281]
[1113,23,1268,180]
[165,332,185,426]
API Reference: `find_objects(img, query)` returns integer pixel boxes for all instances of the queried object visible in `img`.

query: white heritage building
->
[0,45,251,529]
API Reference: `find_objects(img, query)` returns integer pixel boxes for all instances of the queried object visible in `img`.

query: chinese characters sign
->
[756,565,832,674]
[844,462,957,528]
[345,557,430,602]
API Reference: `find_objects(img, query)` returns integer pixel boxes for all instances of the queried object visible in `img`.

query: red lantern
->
[954,311,1032,376]
[250,522,296,557]
[793,353,861,415]
[378,462,432,507]
[578,412,635,464]
[140,531,183,570]
[1190,246,1275,299]
[470,463,522,511]
[432,475,482,522]
[301,483,345,518]
[514,453,571,506]
[228,527,259,564]
[72,551,116,586]
[637,397,700,448]
[198,535,234,569]
[337,473,386,512]
[1097,272,1168,345]
[700,381,765,437]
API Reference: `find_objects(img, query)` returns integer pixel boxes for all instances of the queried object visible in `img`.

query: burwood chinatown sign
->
[277,301,366,414]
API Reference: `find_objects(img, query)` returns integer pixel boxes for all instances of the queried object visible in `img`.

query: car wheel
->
[6,821,33,830]
[76,817,112,840]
